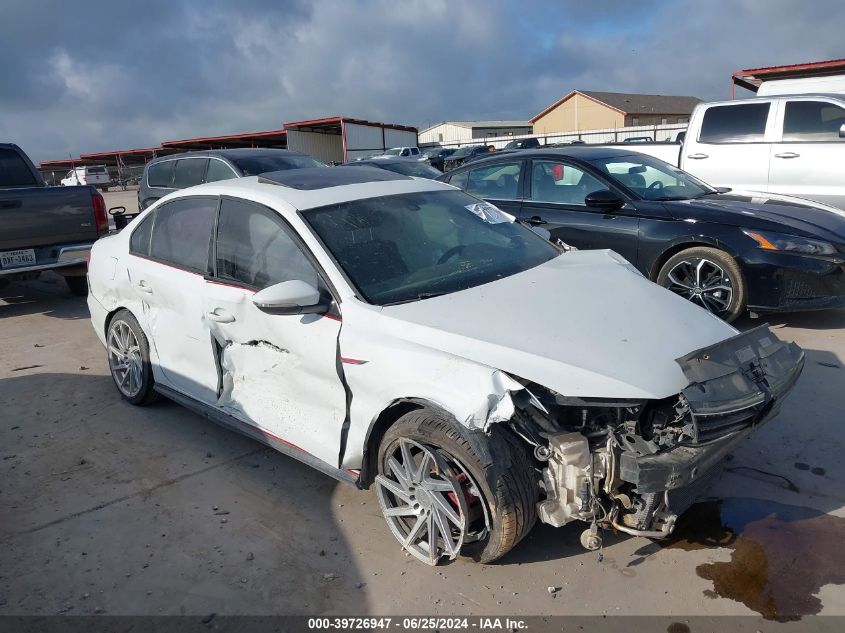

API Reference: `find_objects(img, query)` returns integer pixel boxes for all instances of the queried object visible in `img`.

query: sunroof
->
[258,166,409,190]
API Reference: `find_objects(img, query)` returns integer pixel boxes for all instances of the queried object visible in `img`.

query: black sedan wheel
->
[656,247,746,322]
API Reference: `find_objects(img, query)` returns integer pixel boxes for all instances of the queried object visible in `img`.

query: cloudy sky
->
[1,0,843,163]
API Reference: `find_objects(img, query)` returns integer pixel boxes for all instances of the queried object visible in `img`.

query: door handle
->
[774,152,800,159]
[687,153,709,159]
[524,216,547,225]
[134,280,153,294]
[206,308,235,323]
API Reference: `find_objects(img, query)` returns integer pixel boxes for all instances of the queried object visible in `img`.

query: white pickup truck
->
[601,92,845,210]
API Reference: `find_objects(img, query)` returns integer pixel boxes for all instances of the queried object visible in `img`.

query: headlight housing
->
[742,229,837,256]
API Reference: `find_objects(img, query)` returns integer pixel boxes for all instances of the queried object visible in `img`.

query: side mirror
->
[252,280,329,315]
[839,123,845,138]
[585,190,625,212]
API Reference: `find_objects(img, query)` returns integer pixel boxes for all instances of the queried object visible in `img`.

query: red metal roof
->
[284,116,417,132]
[161,129,287,149]
[732,58,845,92]
[37,118,416,168]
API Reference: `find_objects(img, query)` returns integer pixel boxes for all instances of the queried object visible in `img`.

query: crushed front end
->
[509,324,804,548]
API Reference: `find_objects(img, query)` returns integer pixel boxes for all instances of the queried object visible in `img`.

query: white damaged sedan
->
[87,167,804,565]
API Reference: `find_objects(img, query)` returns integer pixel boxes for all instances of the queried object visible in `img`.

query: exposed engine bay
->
[506,324,805,550]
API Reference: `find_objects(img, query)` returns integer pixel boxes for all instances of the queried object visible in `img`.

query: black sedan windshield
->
[589,154,714,201]
[304,190,559,305]
[450,146,483,158]
[377,161,443,179]
[233,154,325,176]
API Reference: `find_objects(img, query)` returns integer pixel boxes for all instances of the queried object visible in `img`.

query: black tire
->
[656,246,746,322]
[64,275,88,297]
[378,409,537,563]
[106,309,160,406]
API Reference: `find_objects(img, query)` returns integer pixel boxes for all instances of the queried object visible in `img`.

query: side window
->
[699,103,770,143]
[783,101,845,142]
[0,149,36,187]
[447,170,468,190]
[147,161,175,188]
[149,197,217,272]
[172,158,209,189]
[530,161,605,204]
[466,162,522,199]
[129,212,155,256]
[205,159,238,183]
[215,198,321,290]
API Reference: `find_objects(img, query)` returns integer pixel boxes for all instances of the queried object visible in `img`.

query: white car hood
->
[379,250,737,400]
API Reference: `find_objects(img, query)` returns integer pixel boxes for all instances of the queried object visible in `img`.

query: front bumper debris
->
[619,324,804,494]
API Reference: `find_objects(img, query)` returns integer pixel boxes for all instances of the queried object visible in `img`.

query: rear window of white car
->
[142,197,217,272]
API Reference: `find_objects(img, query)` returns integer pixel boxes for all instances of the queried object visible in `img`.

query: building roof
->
[420,120,531,134]
[531,90,702,122]
[285,116,417,133]
[731,58,845,93]
[161,129,287,150]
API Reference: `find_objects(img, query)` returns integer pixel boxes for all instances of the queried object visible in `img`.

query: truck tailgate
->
[0,186,98,250]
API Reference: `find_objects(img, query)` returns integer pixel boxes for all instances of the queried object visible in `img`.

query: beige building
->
[531,90,701,135]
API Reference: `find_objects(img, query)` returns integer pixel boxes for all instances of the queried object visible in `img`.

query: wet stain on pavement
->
[664,498,845,621]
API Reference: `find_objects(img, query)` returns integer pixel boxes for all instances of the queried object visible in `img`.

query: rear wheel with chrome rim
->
[106,309,159,405]
[656,246,746,322]
[375,410,537,565]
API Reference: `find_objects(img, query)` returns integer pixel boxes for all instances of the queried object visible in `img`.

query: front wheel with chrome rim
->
[106,309,159,405]
[375,410,538,565]
[656,246,746,323]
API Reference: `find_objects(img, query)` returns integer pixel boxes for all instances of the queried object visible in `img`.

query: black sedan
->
[438,147,845,321]
[442,145,493,171]
[341,158,442,180]
[420,147,456,171]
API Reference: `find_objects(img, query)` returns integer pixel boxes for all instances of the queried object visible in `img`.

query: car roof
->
[348,158,419,166]
[452,146,647,169]
[259,166,408,189]
[160,167,453,213]
[147,148,309,164]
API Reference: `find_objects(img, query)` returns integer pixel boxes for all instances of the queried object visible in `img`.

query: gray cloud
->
[1,0,842,163]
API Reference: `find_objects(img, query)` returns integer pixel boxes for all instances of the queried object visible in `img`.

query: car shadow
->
[0,273,88,320]
[735,307,845,331]
[0,371,369,615]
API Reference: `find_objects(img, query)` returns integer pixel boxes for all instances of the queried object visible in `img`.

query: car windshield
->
[382,148,402,156]
[589,154,714,201]
[303,190,559,305]
[378,161,443,179]
[450,146,481,158]
[232,154,325,176]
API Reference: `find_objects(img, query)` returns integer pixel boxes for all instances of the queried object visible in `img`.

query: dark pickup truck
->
[0,143,109,295]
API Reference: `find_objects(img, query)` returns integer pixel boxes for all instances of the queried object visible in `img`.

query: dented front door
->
[202,197,348,467]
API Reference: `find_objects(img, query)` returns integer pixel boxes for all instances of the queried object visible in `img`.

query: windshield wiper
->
[382,291,451,306]
[652,195,692,201]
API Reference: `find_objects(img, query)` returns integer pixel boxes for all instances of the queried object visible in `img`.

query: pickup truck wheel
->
[64,275,88,297]
[106,310,159,406]
[656,247,746,322]
[375,410,537,565]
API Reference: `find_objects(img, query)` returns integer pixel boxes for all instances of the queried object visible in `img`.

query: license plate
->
[0,248,36,268]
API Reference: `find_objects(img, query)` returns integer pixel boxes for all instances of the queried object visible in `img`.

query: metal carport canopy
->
[160,129,288,151]
[284,116,418,163]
